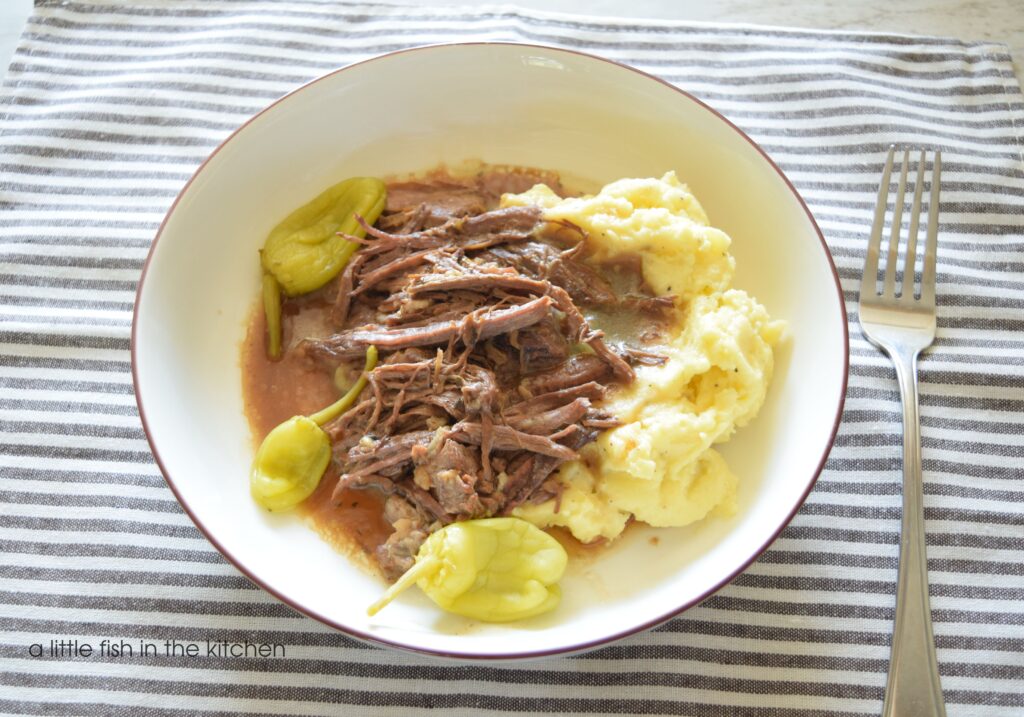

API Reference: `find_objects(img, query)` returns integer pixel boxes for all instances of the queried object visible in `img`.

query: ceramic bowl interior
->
[133,43,847,659]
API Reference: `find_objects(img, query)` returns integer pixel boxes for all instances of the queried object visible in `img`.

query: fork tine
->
[882,149,910,297]
[920,151,942,305]
[861,145,895,296]
[901,150,927,299]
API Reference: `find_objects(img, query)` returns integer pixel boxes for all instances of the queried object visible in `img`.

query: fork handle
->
[883,349,946,717]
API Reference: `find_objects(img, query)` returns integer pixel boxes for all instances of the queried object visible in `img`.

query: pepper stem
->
[308,345,378,426]
[367,555,440,617]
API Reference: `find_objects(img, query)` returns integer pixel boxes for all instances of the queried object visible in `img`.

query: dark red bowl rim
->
[131,41,850,661]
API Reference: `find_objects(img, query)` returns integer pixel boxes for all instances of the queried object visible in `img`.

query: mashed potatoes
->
[504,173,784,543]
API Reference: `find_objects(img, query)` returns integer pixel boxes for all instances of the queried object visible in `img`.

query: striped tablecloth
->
[2,2,1023,715]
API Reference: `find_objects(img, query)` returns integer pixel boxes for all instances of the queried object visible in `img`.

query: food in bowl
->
[241,163,782,621]
[133,42,847,657]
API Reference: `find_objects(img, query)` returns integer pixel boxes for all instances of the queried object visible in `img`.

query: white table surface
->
[1,0,1022,83]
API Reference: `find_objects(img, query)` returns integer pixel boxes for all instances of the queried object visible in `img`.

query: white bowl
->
[133,43,847,660]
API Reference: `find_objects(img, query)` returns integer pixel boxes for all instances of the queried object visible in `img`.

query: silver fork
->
[859,146,946,717]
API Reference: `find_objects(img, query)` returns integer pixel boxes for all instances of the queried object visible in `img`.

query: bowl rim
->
[131,41,850,661]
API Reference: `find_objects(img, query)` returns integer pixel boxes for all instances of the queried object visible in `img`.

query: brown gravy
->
[241,306,339,440]
[584,256,671,351]
[303,467,392,560]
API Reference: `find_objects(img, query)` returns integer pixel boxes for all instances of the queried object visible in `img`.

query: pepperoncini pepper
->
[368,517,568,622]
[259,176,385,359]
[250,346,378,511]
[261,176,386,296]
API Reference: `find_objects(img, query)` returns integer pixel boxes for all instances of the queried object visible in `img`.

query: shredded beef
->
[515,317,570,374]
[376,520,428,580]
[519,354,613,395]
[286,169,673,580]
[480,241,616,305]
[504,397,591,435]
[344,431,435,473]
[375,166,562,235]
[379,180,488,232]
[447,421,579,461]
[304,296,555,360]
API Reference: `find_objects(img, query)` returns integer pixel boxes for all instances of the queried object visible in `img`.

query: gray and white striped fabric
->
[2,1,1023,714]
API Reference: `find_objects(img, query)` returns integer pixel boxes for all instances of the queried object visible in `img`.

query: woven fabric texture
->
[1,2,1022,715]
